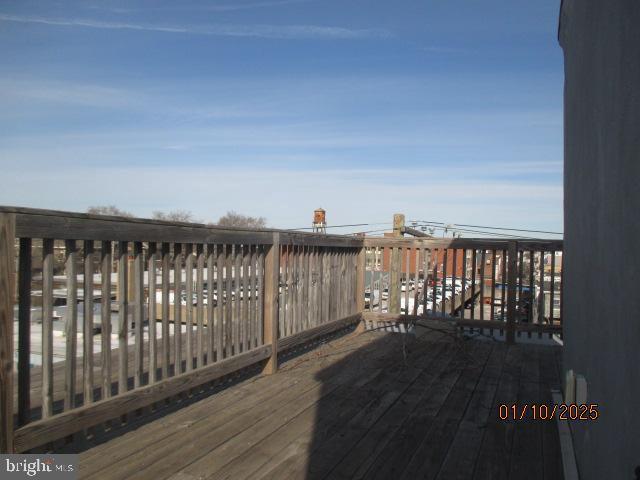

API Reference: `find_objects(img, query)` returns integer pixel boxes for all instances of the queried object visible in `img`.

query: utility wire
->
[429,225,530,239]
[286,217,561,239]
[409,223,529,239]
[409,219,563,235]
[288,222,391,231]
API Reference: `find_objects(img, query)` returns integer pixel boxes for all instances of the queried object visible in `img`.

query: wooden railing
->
[0,207,562,453]
[361,237,563,342]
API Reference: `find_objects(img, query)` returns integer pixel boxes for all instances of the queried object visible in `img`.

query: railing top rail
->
[1,206,562,250]
[0,206,362,247]
[363,236,563,250]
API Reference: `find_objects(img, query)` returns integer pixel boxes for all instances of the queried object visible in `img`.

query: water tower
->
[312,208,327,233]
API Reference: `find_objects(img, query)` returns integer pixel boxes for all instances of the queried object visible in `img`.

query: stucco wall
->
[559,1,640,478]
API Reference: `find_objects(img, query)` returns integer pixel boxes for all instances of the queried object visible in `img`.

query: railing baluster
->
[500,249,507,321]
[257,246,264,345]
[470,249,477,322]
[441,249,448,316]
[506,241,518,344]
[401,248,406,315]
[322,248,330,319]
[451,249,457,316]
[550,250,556,325]
[373,248,378,313]
[206,244,215,362]
[196,244,204,367]
[335,248,340,319]
[0,213,15,452]
[298,246,305,329]
[538,250,545,325]
[461,249,467,319]
[302,247,314,324]
[185,243,194,372]
[479,249,486,323]
[422,248,430,315]
[308,246,315,323]
[518,249,524,332]
[284,245,291,335]
[315,248,322,322]
[234,245,242,354]
[42,238,54,418]
[100,241,112,397]
[528,250,535,327]
[328,248,334,321]
[18,238,32,425]
[411,248,421,315]
[215,244,224,359]
[490,249,497,321]
[63,240,77,411]
[133,241,144,387]
[292,246,296,330]
[314,247,321,320]
[290,246,298,335]
[432,249,438,315]
[343,250,348,317]
[308,247,314,324]
[559,259,564,336]
[352,250,357,315]
[388,247,396,314]
[241,244,249,352]
[161,243,170,378]
[250,245,258,347]
[276,246,282,339]
[148,243,157,383]
[366,249,373,312]
[117,241,128,394]
[335,248,341,318]
[83,240,95,404]
[224,244,233,357]
[173,243,183,374]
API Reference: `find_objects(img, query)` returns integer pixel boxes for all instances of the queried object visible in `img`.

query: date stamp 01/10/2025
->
[498,403,600,421]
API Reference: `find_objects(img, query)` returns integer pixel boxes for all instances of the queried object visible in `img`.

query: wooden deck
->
[71,322,563,480]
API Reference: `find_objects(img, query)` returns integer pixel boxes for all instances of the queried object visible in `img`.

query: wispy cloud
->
[0,13,389,39]
[85,0,312,14]
[103,0,312,13]
[191,0,311,12]
[421,46,467,54]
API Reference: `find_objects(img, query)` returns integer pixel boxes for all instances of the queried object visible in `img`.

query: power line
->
[409,219,563,236]
[436,226,530,239]
[288,222,391,231]
[413,224,529,239]
[455,223,563,235]
[285,217,561,239]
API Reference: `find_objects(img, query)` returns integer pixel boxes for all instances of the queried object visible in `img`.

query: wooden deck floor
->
[75,322,563,480]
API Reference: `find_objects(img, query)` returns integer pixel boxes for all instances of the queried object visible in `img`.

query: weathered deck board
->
[75,324,563,480]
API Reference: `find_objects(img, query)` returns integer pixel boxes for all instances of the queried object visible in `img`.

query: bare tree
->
[216,211,267,229]
[152,210,200,223]
[87,205,134,217]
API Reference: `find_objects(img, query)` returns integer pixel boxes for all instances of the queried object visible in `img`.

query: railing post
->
[389,247,401,314]
[0,213,15,452]
[506,240,518,344]
[356,247,366,312]
[262,233,280,374]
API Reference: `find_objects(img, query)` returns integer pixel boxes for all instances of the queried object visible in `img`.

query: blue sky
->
[0,0,564,235]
